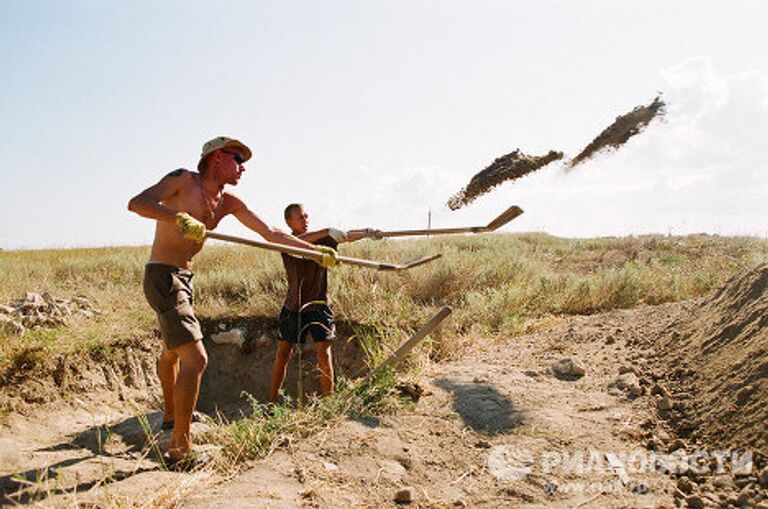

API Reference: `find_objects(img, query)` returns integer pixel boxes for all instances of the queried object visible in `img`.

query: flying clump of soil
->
[447,149,564,210]
[446,94,666,210]
[568,95,666,168]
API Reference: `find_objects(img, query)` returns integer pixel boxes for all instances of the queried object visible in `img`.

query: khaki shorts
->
[143,263,203,350]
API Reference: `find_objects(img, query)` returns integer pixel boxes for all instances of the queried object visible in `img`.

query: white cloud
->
[325,57,768,238]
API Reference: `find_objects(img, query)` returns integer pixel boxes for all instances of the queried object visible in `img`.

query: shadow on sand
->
[434,378,524,435]
[0,411,168,505]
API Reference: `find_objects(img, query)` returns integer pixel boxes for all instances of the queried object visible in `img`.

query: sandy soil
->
[184,305,687,509]
[1,304,683,508]
[2,265,767,507]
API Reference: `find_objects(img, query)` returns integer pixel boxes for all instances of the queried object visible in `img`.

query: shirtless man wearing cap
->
[128,136,337,465]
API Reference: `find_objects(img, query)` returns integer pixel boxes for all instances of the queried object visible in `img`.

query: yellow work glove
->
[175,212,206,243]
[314,245,338,268]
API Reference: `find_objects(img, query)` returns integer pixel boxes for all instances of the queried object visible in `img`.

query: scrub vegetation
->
[2,233,766,376]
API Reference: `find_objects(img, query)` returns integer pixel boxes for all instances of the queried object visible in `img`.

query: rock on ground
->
[394,487,414,504]
[608,372,643,398]
[551,357,586,378]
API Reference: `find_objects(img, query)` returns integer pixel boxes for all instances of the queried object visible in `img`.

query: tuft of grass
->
[202,373,401,465]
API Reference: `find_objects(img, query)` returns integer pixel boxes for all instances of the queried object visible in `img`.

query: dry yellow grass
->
[1,233,766,374]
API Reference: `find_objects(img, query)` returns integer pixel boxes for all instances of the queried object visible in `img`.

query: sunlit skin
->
[269,205,334,402]
[128,149,317,459]
[267,208,378,402]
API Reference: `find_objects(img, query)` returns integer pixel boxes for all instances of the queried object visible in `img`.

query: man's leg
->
[316,341,334,396]
[269,341,294,403]
[168,340,208,458]
[157,347,180,423]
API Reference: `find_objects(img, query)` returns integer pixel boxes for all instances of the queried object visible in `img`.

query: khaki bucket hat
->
[198,136,253,171]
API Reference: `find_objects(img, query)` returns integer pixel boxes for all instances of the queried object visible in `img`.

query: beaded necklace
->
[198,173,221,222]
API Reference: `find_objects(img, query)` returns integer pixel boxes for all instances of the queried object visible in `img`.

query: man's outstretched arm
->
[300,228,383,243]
[345,228,383,242]
[298,229,335,244]
[224,193,317,250]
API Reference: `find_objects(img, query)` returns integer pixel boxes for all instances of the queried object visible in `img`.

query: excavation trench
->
[0,315,370,421]
[197,316,369,415]
[4,262,768,506]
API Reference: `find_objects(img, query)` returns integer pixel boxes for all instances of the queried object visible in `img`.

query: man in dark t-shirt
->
[269,203,381,402]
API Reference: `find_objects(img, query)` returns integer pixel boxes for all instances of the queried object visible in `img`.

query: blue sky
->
[1,1,767,249]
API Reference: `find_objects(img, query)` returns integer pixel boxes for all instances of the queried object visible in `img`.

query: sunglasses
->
[222,150,245,165]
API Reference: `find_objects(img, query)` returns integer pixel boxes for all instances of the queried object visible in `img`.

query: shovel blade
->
[485,205,524,231]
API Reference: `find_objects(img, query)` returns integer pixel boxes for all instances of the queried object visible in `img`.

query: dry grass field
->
[2,233,767,507]
[1,233,765,375]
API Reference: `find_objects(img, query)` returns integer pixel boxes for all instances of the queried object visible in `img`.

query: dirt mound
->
[447,149,563,210]
[568,96,666,168]
[655,263,768,456]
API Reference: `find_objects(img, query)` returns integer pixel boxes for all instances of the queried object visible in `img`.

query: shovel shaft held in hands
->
[205,232,440,271]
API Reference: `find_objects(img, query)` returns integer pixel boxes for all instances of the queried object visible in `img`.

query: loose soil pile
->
[568,96,666,168]
[649,263,768,457]
[447,149,564,210]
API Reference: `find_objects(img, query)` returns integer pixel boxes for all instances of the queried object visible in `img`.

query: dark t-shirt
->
[281,235,338,312]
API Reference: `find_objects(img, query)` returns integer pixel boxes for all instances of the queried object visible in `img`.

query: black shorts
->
[279,305,335,344]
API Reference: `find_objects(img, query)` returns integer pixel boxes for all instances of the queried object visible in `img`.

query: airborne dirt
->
[2,264,768,507]
[445,96,665,211]
[568,96,666,169]
[447,150,564,210]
